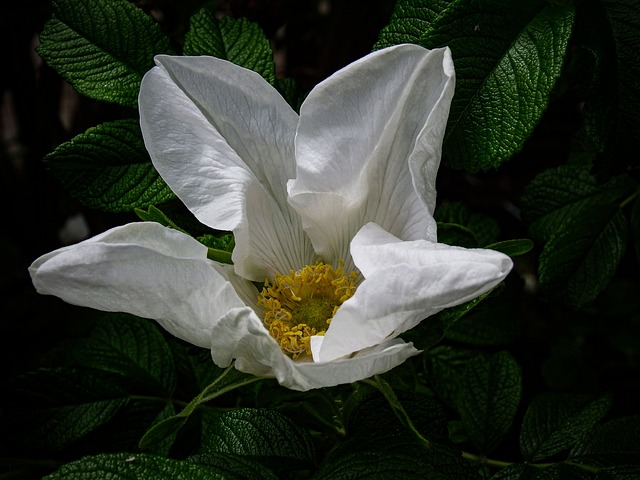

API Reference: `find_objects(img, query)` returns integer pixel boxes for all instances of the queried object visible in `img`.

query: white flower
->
[29,44,512,391]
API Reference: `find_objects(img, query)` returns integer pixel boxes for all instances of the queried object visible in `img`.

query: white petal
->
[139,55,313,281]
[288,44,455,266]
[210,307,420,391]
[29,222,255,348]
[318,223,513,362]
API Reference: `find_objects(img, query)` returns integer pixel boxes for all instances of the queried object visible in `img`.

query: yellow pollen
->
[257,261,359,359]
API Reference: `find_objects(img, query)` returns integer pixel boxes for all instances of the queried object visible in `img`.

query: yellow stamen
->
[257,261,359,359]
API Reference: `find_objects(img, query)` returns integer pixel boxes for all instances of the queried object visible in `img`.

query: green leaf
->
[318,437,479,480]
[445,292,522,345]
[375,0,451,47]
[485,239,534,257]
[435,202,500,246]
[43,452,225,479]
[436,222,478,248]
[423,346,481,408]
[520,393,612,461]
[38,0,171,107]
[570,415,640,466]
[521,165,637,307]
[596,465,640,480]
[314,451,450,480]
[139,365,261,449]
[538,203,628,308]
[520,165,637,243]
[377,0,575,172]
[74,314,176,396]
[347,391,449,443]
[576,0,640,178]
[8,368,128,450]
[187,451,278,480]
[440,1,575,172]
[199,408,315,469]
[456,351,522,453]
[491,464,591,480]
[183,10,275,86]
[44,119,175,212]
[135,205,188,234]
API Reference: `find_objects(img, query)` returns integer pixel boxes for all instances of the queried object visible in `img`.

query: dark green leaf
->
[435,202,500,246]
[375,0,452,47]
[521,165,637,307]
[135,205,187,233]
[436,222,478,248]
[314,450,450,480]
[423,346,481,408]
[570,415,640,466]
[491,464,591,480]
[184,10,275,85]
[596,465,640,480]
[486,239,534,257]
[491,464,538,480]
[187,451,278,480]
[538,203,627,308]
[139,366,260,449]
[445,293,522,345]
[520,165,636,243]
[520,393,612,461]
[318,437,479,480]
[43,452,224,479]
[74,313,176,396]
[8,368,128,450]
[44,119,175,212]
[576,0,640,178]
[440,1,575,172]
[38,0,171,107]
[200,408,315,469]
[378,0,575,172]
[347,391,449,443]
[456,351,522,453]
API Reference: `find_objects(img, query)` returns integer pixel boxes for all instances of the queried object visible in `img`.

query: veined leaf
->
[73,314,176,396]
[423,346,481,408]
[520,165,636,243]
[595,465,640,480]
[376,0,575,172]
[538,203,628,308]
[520,393,612,462]
[485,239,534,257]
[187,451,278,480]
[521,165,637,307]
[375,0,452,47]
[38,0,171,107]
[435,202,500,246]
[8,368,129,450]
[43,452,224,479]
[456,351,522,453]
[445,293,522,345]
[139,365,261,449]
[491,464,591,479]
[184,10,276,86]
[199,408,315,469]
[44,119,175,212]
[577,0,640,177]
[570,415,640,466]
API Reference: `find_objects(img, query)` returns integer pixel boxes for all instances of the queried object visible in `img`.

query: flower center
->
[257,261,359,359]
